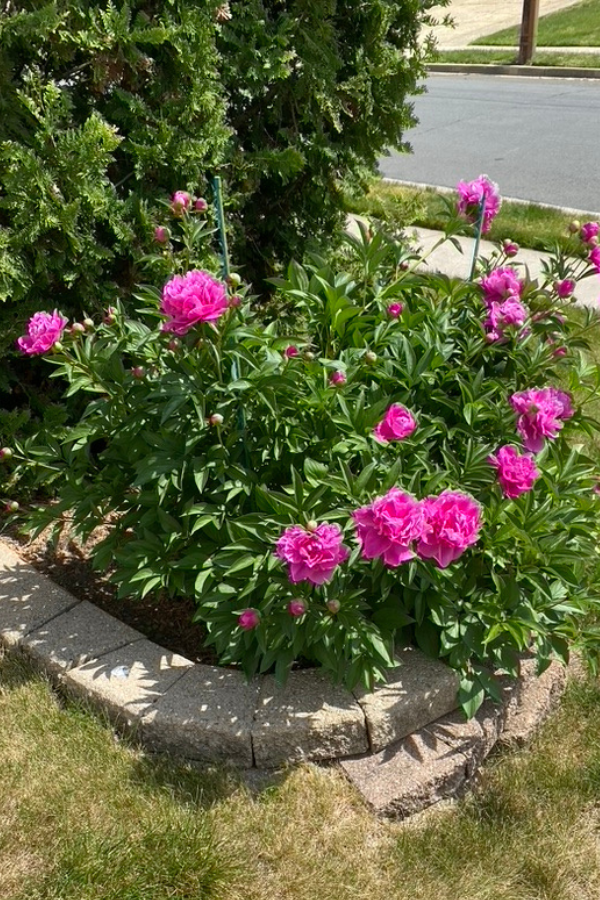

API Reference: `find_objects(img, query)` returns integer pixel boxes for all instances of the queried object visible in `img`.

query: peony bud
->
[5,501,19,513]
[503,240,519,258]
[288,599,307,617]
[238,608,260,630]
[568,220,581,234]
[284,345,299,359]
[555,279,576,299]
[303,351,315,361]
[171,191,191,215]
[0,447,13,461]
[167,338,180,351]
[209,413,224,426]
[306,520,319,532]
[131,366,145,379]
[387,303,403,319]
[227,272,242,288]
[52,341,63,353]
[329,370,346,387]
[104,307,117,325]
[229,294,241,308]
[326,599,341,614]
[154,226,169,244]
[83,318,94,330]
[364,351,377,365]
[193,197,208,213]
[70,322,85,335]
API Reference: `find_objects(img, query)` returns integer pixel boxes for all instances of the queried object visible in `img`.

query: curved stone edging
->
[0,537,569,817]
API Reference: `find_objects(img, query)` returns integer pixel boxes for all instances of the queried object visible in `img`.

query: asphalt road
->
[379,74,600,213]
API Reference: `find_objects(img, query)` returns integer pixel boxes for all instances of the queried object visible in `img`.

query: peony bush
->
[6,182,600,713]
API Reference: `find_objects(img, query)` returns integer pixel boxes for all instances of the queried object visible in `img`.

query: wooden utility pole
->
[517,0,541,65]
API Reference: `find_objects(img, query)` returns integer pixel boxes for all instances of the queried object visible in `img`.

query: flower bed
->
[4,180,600,715]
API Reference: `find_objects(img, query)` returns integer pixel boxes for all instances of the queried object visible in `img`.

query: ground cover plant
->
[433,48,600,67]
[3,647,600,900]
[5,179,600,713]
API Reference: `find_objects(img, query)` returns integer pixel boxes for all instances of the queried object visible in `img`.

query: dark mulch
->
[3,525,218,665]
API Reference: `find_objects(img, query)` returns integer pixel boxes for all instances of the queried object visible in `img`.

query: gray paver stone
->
[0,541,79,647]
[21,600,144,676]
[353,646,460,752]
[140,664,260,767]
[63,639,193,729]
[425,700,503,776]
[500,658,567,747]
[340,727,469,819]
[252,669,369,766]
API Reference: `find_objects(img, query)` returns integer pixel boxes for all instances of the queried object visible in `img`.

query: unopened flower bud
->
[193,197,208,213]
[227,272,242,288]
[503,240,519,258]
[131,366,145,379]
[167,338,180,351]
[364,351,377,365]
[568,220,581,233]
[52,341,63,352]
[303,351,315,361]
[387,303,403,319]
[306,520,319,532]
[154,225,169,244]
[70,322,85,335]
[399,261,410,271]
[555,279,576,299]
[329,370,346,386]
[229,294,241,308]
[209,413,224,426]
[0,447,13,461]
[170,190,191,215]
[327,599,341,614]
[83,318,94,330]
[284,345,299,359]
[288,599,307,617]
[238,608,259,630]
[5,501,19,513]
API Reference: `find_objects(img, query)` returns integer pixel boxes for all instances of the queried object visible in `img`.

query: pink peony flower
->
[160,270,228,334]
[17,310,68,356]
[417,491,482,569]
[555,279,576,299]
[288,599,307,617]
[589,245,600,275]
[480,267,523,306]
[154,226,169,244]
[193,197,208,212]
[171,190,191,215]
[373,404,417,444]
[484,297,528,342]
[284,345,299,358]
[238,609,260,630]
[581,222,600,245]
[353,488,423,567]
[329,370,346,386]
[275,523,349,585]
[456,175,501,233]
[488,445,540,499]
[387,303,403,319]
[509,387,574,453]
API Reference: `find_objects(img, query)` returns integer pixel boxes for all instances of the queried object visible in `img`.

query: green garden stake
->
[211,175,230,280]
[468,195,486,281]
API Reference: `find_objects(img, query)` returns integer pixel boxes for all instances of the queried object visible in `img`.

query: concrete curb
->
[0,537,571,818]
[427,63,600,79]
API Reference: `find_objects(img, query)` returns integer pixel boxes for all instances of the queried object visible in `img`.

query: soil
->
[4,521,219,665]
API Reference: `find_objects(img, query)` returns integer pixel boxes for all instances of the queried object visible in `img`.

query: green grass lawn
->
[346,181,581,253]
[474,0,600,47]
[434,49,600,67]
[3,648,600,900]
